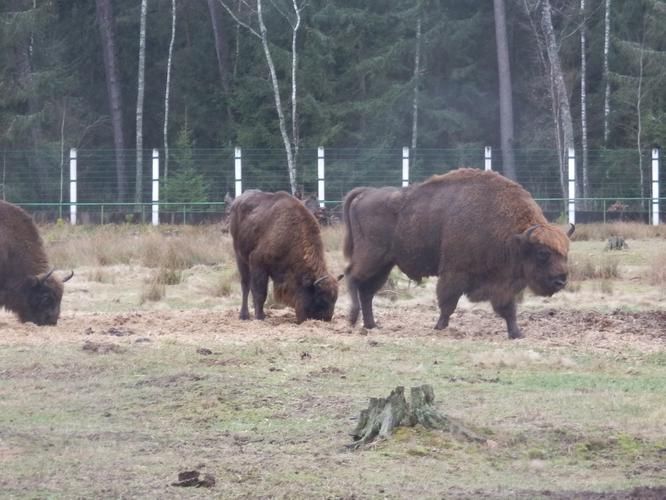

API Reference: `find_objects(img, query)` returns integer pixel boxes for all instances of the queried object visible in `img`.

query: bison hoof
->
[508,330,525,340]
[239,312,250,320]
[434,319,449,330]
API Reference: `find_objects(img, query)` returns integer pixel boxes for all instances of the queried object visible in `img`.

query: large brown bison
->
[343,168,574,339]
[0,201,73,325]
[229,190,339,323]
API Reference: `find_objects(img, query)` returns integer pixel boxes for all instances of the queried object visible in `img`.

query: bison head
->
[518,224,574,297]
[17,269,74,326]
[295,273,339,323]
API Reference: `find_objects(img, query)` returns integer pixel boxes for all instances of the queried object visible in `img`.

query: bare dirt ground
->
[1,228,666,498]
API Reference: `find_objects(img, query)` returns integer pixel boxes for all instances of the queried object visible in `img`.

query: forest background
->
[1,0,665,217]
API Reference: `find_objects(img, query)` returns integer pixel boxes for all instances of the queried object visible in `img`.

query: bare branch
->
[217,0,261,38]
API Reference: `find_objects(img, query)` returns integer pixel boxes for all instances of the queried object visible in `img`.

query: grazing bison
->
[0,201,73,325]
[343,168,574,339]
[229,190,339,323]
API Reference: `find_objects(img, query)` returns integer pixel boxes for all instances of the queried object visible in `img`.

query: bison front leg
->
[492,299,523,339]
[434,273,465,330]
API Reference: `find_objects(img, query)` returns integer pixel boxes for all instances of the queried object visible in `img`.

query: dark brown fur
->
[0,201,72,325]
[343,168,573,339]
[229,190,338,323]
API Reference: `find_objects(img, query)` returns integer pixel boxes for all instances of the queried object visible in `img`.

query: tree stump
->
[349,385,487,450]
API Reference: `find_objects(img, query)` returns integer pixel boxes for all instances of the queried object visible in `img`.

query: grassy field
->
[0,222,665,498]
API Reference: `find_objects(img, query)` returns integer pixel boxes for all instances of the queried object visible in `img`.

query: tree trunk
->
[410,15,422,152]
[163,0,176,189]
[256,0,296,195]
[603,0,611,146]
[580,0,589,202]
[493,0,517,180]
[349,385,488,450]
[96,0,128,202]
[290,0,302,179]
[636,41,645,207]
[135,0,148,206]
[540,0,575,198]
[206,0,230,87]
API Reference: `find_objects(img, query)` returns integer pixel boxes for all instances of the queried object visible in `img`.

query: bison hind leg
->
[346,274,361,326]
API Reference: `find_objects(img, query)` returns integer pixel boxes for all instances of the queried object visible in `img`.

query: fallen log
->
[349,384,488,450]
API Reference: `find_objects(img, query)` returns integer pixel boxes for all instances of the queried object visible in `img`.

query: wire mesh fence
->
[0,147,662,224]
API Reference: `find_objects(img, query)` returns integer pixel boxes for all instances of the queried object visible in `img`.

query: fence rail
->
[1,146,663,225]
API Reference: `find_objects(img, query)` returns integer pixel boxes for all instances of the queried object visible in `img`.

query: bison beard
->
[343,168,574,339]
[0,201,73,325]
[229,190,339,324]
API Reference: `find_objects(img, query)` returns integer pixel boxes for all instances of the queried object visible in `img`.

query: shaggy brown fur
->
[229,190,338,323]
[343,168,574,339]
[0,201,72,325]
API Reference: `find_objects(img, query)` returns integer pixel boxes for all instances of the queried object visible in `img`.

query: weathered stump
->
[349,385,487,449]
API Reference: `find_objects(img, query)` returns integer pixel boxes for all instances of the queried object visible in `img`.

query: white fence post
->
[402,147,409,187]
[234,147,242,197]
[69,148,77,225]
[317,147,325,208]
[652,147,660,226]
[152,149,159,226]
[484,146,492,171]
[568,148,576,225]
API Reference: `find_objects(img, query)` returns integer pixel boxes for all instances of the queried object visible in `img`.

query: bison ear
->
[337,274,344,281]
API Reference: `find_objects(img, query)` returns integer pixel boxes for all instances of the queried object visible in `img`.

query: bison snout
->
[550,274,567,290]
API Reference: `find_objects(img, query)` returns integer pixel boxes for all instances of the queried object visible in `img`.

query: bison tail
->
[342,187,366,260]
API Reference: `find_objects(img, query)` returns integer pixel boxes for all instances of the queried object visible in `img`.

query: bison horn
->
[313,275,329,287]
[62,270,75,283]
[38,268,56,284]
[524,224,541,242]
[567,223,575,238]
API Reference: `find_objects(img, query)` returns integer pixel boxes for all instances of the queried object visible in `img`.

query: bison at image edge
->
[229,190,339,323]
[0,200,73,326]
[343,168,575,339]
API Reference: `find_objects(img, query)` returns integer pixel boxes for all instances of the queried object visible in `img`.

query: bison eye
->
[536,249,550,263]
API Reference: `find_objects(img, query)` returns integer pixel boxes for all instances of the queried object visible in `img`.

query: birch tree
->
[580,0,589,201]
[522,0,575,197]
[410,15,422,153]
[603,0,611,146]
[135,0,148,205]
[164,0,176,187]
[217,0,303,195]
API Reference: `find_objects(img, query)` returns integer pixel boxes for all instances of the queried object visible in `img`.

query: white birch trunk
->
[603,0,611,146]
[637,42,645,206]
[410,16,422,151]
[257,0,297,195]
[164,0,176,188]
[541,0,575,198]
[290,0,302,181]
[580,0,589,201]
[135,0,148,205]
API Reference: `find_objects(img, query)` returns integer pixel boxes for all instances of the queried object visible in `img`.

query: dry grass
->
[646,251,666,286]
[572,222,666,241]
[569,254,621,281]
[45,224,230,270]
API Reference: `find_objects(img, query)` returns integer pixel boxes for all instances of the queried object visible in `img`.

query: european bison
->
[0,201,73,325]
[343,168,574,339]
[229,190,339,323]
